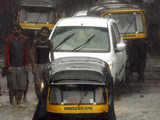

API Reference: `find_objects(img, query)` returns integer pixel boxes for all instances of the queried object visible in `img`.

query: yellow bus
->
[88,2,147,40]
[18,0,57,30]
[88,1,148,82]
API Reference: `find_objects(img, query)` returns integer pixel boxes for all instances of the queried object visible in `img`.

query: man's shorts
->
[7,66,27,91]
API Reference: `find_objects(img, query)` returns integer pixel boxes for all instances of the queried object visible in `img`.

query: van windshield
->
[104,12,144,33]
[51,27,110,52]
[49,85,106,105]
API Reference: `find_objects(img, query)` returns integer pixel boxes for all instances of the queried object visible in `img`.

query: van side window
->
[136,13,144,33]
[112,23,121,43]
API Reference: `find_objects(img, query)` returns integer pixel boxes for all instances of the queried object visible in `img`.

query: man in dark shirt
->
[31,27,53,100]
[5,24,29,105]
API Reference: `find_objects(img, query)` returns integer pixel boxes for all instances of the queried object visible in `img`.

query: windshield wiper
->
[72,33,95,51]
[55,33,75,50]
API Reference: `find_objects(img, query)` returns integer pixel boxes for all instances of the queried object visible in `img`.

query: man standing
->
[31,27,54,101]
[5,24,29,105]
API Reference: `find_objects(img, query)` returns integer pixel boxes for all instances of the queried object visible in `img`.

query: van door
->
[111,23,125,80]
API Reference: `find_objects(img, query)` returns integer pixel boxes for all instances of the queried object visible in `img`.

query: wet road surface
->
[0,55,160,120]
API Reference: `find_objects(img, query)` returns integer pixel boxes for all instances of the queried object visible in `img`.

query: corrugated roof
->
[20,0,55,8]
[88,2,142,16]
[50,57,109,75]
[49,57,111,85]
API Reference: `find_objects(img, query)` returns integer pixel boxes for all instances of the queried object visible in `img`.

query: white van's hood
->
[53,52,113,64]
[51,52,117,82]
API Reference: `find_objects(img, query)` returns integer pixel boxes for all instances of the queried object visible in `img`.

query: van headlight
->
[107,61,112,71]
[108,63,113,71]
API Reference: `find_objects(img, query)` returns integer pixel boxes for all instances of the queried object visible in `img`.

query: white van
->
[49,16,127,84]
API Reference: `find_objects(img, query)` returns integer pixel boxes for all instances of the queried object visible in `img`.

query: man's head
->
[40,27,50,37]
[12,24,22,36]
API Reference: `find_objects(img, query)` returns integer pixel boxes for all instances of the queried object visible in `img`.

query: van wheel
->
[108,80,116,120]
[122,67,127,83]
[125,59,133,86]
[108,103,116,120]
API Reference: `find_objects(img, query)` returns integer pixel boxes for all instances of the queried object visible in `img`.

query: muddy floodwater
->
[0,55,160,120]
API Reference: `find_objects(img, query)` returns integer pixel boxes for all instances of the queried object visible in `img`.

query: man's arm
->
[50,40,54,61]
[5,37,10,68]
[24,38,29,66]
[5,36,13,72]
[30,40,37,73]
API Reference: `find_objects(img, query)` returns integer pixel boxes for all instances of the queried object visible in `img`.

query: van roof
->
[55,16,113,28]
[88,3,143,16]
[20,0,55,8]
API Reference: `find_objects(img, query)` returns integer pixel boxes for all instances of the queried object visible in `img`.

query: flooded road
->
[0,55,160,120]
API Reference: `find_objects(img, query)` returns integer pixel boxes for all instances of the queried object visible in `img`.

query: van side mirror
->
[116,42,126,52]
